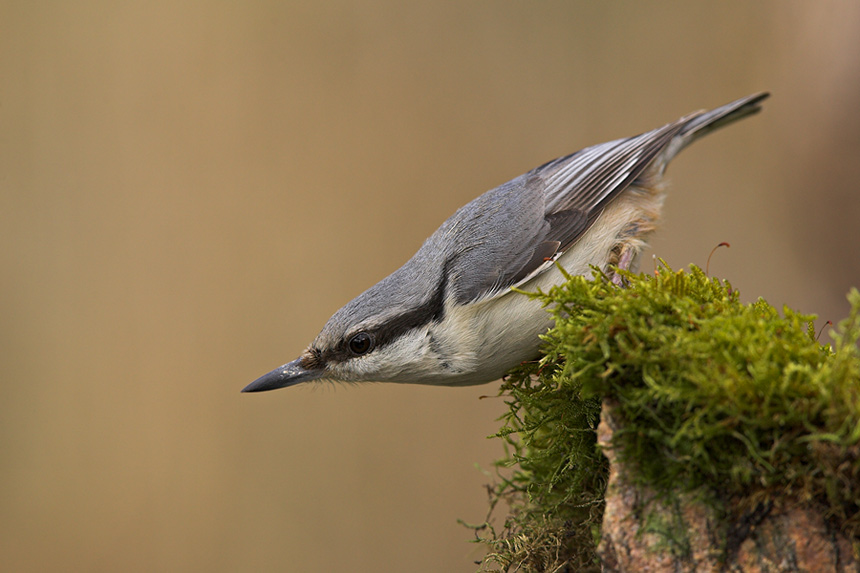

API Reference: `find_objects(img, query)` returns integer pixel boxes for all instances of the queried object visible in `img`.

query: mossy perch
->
[471,264,860,572]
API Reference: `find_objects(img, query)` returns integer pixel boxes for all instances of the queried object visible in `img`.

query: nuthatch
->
[243,93,768,392]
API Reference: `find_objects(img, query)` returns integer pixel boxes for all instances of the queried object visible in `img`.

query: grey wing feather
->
[443,92,769,304]
[437,176,551,305]
[538,121,686,222]
[444,121,687,303]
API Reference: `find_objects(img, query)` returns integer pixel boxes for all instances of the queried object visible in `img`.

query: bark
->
[596,399,858,573]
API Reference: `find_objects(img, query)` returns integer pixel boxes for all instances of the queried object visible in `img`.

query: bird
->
[243,92,769,393]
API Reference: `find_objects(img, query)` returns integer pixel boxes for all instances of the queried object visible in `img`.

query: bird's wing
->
[536,119,687,238]
[445,118,690,304]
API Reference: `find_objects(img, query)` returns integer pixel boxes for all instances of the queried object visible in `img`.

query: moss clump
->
[473,263,860,572]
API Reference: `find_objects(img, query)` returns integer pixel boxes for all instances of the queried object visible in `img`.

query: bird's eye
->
[348,332,373,355]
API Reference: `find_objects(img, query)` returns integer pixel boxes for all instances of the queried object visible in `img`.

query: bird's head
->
[242,265,448,392]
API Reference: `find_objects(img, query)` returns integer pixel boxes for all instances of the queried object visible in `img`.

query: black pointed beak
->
[242,358,324,393]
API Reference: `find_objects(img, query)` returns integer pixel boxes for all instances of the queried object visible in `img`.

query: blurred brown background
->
[2,2,859,572]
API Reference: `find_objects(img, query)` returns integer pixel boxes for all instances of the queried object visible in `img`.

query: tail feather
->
[674,92,769,158]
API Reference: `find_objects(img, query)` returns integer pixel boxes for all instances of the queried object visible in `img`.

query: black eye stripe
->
[322,261,450,365]
[369,262,450,351]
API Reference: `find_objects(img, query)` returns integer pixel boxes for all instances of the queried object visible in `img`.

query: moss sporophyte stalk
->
[471,263,860,572]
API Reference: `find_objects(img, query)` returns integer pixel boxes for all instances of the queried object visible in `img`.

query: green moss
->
[473,263,860,571]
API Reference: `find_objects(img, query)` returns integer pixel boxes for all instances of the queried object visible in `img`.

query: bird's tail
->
[660,92,770,167]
